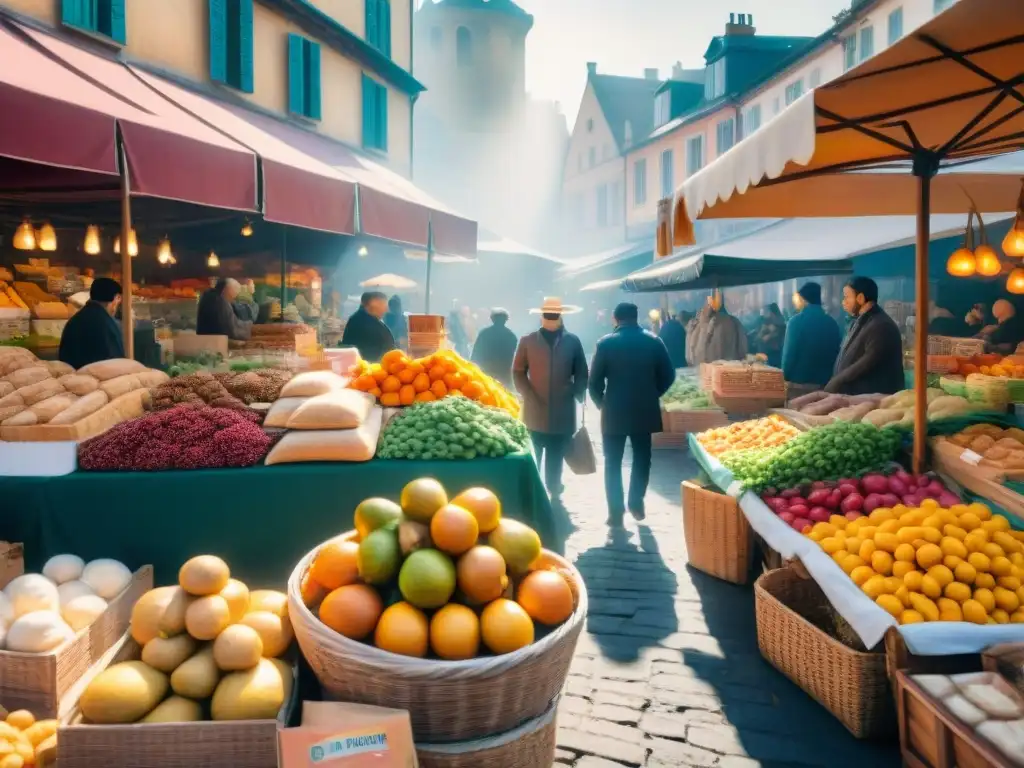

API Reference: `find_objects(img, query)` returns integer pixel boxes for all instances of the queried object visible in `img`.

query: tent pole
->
[118,142,134,360]
[912,158,936,475]
[425,221,433,315]
[280,227,287,322]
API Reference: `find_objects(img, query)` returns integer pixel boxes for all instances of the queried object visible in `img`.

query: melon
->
[4,574,59,619]
[185,595,231,640]
[61,594,108,632]
[179,556,230,596]
[170,646,220,699]
[141,695,203,724]
[80,661,168,724]
[42,554,85,585]
[141,634,196,673]
[5,611,73,653]
[81,559,132,600]
[213,624,264,671]
[57,580,95,606]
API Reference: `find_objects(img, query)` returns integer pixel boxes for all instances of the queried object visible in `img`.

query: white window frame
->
[654,91,671,128]
[784,79,804,106]
[859,25,874,62]
[843,34,857,71]
[686,134,704,176]
[888,7,903,45]
[660,149,674,199]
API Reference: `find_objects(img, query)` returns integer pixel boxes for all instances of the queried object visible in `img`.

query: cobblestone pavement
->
[551,427,902,768]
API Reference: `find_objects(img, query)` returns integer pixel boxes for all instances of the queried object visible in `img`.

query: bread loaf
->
[18,378,65,406]
[3,366,50,389]
[78,358,147,381]
[30,393,78,423]
[44,361,74,378]
[100,374,142,399]
[0,381,15,398]
[49,390,109,425]
[59,373,100,396]
[3,410,37,426]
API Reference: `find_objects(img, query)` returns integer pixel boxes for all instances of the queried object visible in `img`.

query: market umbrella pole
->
[913,158,936,475]
[118,141,134,360]
[425,220,433,315]
[280,228,287,322]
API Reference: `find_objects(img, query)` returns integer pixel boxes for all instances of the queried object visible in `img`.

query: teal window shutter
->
[237,0,254,93]
[362,73,375,148]
[381,0,391,58]
[365,0,379,50]
[108,0,126,44]
[209,0,227,84]
[304,40,322,120]
[61,0,84,27]
[287,33,306,116]
[376,83,388,151]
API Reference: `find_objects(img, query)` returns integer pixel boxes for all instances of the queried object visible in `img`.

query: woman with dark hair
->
[756,303,786,368]
[384,295,408,351]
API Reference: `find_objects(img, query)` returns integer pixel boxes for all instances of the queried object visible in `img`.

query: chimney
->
[725,11,756,36]
[644,67,659,81]
[586,61,597,76]
[672,61,684,80]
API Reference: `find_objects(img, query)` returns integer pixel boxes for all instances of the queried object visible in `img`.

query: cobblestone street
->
[553,427,902,768]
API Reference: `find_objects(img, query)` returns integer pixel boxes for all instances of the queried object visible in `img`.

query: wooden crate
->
[0,389,148,443]
[895,671,1016,768]
[682,481,752,585]
[59,635,297,768]
[0,565,153,718]
[883,627,981,687]
[0,540,22,587]
[666,409,728,435]
[652,432,688,450]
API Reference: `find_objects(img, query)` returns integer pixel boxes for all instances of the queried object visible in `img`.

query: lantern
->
[1003,181,1024,257]
[1008,268,1024,294]
[12,219,36,250]
[114,229,138,257]
[207,251,220,268]
[156,237,173,265]
[241,219,253,237]
[947,247,976,277]
[36,222,57,252]
[975,244,1001,276]
[83,225,101,255]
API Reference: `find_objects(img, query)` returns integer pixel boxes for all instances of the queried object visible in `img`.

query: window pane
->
[660,150,674,198]
[859,26,874,60]
[888,8,903,44]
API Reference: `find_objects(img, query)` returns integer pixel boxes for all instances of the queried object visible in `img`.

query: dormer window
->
[654,91,671,128]
[624,120,633,148]
[704,57,725,100]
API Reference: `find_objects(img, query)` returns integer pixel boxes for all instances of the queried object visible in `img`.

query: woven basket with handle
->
[754,567,895,739]
[287,539,587,743]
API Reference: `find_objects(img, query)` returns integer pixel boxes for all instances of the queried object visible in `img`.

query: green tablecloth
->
[0,455,561,588]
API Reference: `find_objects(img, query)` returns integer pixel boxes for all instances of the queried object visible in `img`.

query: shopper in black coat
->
[826,277,904,396]
[59,278,125,370]
[471,308,518,389]
[342,292,397,363]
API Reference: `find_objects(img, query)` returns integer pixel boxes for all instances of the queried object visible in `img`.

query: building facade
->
[560,0,962,266]
[0,0,422,175]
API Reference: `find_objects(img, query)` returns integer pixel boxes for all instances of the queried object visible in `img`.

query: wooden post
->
[280,227,287,322]
[118,143,134,360]
[913,166,934,474]
[425,220,433,315]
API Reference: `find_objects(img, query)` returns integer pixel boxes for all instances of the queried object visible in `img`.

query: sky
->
[512,0,852,125]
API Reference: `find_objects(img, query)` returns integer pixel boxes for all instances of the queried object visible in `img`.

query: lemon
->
[916,543,943,570]
[994,586,1021,613]
[962,599,988,624]
[894,543,916,563]
[871,551,894,576]
[942,524,968,541]
[920,575,943,600]
[876,594,903,618]
[959,513,982,531]
[991,556,1013,577]
[992,609,1011,624]
[903,571,924,592]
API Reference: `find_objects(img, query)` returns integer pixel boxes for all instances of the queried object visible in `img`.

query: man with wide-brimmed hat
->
[513,298,589,504]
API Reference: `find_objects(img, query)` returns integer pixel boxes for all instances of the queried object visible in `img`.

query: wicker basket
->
[288,540,587,743]
[928,335,985,357]
[938,375,968,397]
[754,568,895,739]
[408,314,446,333]
[682,481,752,585]
[667,408,728,435]
[416,698,557,768]
[965,373,1010,410]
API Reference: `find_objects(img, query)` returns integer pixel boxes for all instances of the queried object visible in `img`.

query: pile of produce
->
[79,405,271,471]
[949,354,1024,377]
[0,351,167,428]
[167,351,224,378]
[0,280,28,310]
[720,420,902,492]
[302,480,578,660]
[803,496,1024,625]
[790,389,977,427]
[0,707,58,766]
[760,470,962,533]
[939,423,1024,471]
[912,672,1024,762]
[697,415,800,457]
[13,283,67,320]
[1,555,132,652]
[660,377,716,411]
[213,369,292,404]
[80,556,293,724]
[351,350,520,417]
[239,323,315,351]
[377,397,530,460]
[145,371,256,420]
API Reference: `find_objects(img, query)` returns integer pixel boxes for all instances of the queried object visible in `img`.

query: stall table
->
[0,454,559,586]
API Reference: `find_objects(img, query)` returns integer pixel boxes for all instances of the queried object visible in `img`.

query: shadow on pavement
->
[573,523,678,663]
[673,566,902,768]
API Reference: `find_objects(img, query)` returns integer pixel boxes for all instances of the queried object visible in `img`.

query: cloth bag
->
[565,406,596,475]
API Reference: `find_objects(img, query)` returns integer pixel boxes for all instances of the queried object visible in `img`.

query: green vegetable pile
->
[377,397,530,460]
[719,420,902,492]
[661,376,715,412]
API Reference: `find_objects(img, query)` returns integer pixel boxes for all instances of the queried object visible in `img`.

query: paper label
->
[309,731,389,762]
[960,449,983,466]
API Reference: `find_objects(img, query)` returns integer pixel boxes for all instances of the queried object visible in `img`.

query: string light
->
[207,251,220,268]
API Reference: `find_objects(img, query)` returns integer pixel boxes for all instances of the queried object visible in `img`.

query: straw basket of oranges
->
[287,526,586,743]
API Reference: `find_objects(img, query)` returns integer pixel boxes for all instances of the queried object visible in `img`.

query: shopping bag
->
[565,407,597,475]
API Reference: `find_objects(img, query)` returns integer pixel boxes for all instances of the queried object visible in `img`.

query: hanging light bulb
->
[156,237,173,265]
[947,247,977,277]
[1003,181,1024,257]
[358,245,369,258]
[207,250,220,268]
[975,244,1002,276]
[241,219,253,237]
[36,222,57,252]
[83,225,101,255]
[1008,268,1024,294]
[12,219,36,251]
[168,253,177,266]
[113,228,139,257]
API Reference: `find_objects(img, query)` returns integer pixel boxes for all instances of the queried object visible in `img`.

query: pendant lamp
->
[207,251,220,268]
[241,219,253,237]
[1008,268,1024,294]
[36,222,57,252]
[947,209,979,277]
[358,245,369,258]
[114,229,138,257]
[1003,181,1024,257]
[975,244,1001,276]
[156,237,173,265]
[12,219,36,251]
[83,225,101,255]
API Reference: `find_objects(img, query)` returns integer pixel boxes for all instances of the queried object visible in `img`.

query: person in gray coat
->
[513,298,589,504]
[590,303,675,526]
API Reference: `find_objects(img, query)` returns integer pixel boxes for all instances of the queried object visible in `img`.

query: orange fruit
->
[430,604,480,660]
[444,372,466,390]
[431,380,448,398]
[319,584,383,640]
[353,374,375,391]
[457,546,508,604]
[381,376,402,393]
[369,387,383,398]
[462,381,485,400]
[374,602,429,658]
[371,367,388,383]
[399,384,416,406]
[382,350,406,367]
[398,368,417,385]
[310,539,360,590]
[300,571,327,606]
[406,362,425,376]
[412,373,431,392]
[428,365,447,381]
[480,598,534,654]
[380,392,401,407]
[415,391,436,402]
[517,570,574,626]
[452,487,502,533]
[431,504,480,555]
[449,389,463,397]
